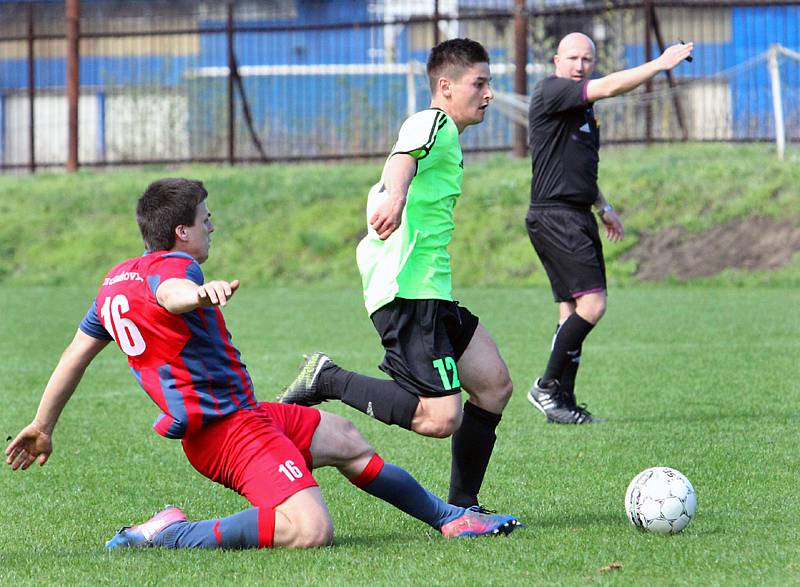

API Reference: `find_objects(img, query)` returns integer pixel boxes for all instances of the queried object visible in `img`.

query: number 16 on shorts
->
[432,357,460,391]
[278,460,304,482]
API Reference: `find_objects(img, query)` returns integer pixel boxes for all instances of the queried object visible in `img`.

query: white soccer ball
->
[625,467,696,534]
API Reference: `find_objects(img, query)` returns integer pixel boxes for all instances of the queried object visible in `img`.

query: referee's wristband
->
[597,203,614,217]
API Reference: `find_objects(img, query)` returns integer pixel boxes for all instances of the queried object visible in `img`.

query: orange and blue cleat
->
[440,506,520,538]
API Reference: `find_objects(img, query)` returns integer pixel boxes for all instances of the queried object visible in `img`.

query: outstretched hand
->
[658,42,694,71]
[600,209,624,242]
[5,423,52,471]
[197,279,240,307]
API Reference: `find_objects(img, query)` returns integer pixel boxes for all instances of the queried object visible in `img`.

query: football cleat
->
[276,352,335,406]
[105,506,187,549]
[527,378,603,424]
[440,506,520,538]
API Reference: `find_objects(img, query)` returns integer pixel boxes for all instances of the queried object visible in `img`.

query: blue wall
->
[623,6,800,139]
[2,0,800,150]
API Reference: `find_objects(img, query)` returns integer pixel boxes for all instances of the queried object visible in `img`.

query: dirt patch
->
[621,216,800,280]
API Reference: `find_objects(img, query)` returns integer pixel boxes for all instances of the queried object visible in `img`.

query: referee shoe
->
[276,351,335,406]
[527,378,602,424]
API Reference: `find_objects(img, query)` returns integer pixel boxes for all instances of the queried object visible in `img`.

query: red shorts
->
[181,403,321,510]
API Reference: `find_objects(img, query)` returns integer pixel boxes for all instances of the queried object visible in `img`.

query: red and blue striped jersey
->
[79,251,257,439]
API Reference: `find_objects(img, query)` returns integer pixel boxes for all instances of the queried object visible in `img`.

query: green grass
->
[2,285,799,586]
[0,143,798,288]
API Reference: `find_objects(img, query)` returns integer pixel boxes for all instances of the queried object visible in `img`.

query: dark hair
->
[426,38,490,92]
[136,178,208,252]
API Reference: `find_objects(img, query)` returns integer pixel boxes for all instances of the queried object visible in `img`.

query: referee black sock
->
[448,401,501,508]
[559,346,582,393]
[542,313,594,385]
[321,366,419,430]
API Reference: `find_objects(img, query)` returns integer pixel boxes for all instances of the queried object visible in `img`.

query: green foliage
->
[2,286,799,585]
[0,144,797,288]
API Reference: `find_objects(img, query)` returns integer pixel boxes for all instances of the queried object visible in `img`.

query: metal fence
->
[0,0,798,171]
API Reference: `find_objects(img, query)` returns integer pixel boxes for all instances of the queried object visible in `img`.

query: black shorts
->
[526,205,606,303]
[370,298,480,397]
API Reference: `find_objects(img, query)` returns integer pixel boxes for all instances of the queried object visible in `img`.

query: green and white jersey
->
[356,108,463,315]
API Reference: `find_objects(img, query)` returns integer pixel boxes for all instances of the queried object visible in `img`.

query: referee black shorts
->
[526,204,607,303]
[370,297,480,397]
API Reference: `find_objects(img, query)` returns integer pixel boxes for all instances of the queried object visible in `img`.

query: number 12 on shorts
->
[432,357,460,391]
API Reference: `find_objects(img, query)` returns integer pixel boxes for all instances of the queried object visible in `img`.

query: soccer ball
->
[625,467,696,534]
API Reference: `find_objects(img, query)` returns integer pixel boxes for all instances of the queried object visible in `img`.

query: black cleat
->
[527,378,603,424]
[276,352,335,406]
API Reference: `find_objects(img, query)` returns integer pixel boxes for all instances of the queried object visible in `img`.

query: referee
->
[527,32,693,424]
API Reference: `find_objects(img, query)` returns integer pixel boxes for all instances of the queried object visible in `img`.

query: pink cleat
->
[440,506,520,538]
[105,506,187,549]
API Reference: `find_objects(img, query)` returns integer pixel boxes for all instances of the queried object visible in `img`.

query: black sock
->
[559,346,582,394]
[448,401,502,507]
[320,366,419,430]
[551,321,582,394]
[542,313,594,384]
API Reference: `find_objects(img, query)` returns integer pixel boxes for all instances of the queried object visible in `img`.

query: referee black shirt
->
[528,76,600,214]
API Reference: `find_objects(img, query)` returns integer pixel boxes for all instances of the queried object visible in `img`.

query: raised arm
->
[156,277,240,314]
[6,330,109,470]
[586,42,693,101]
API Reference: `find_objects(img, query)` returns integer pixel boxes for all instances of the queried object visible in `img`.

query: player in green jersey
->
[279,39,514,510]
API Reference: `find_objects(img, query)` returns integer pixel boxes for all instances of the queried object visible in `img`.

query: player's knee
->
[293,516,334,548]
[590,301,607,322]
[319,413,374,466]
[336,418,373,460]
[468,370,513,411]
[300,522,333,548]
[495,373,513,405]
[578,296,607,323]
[416,411,462,438]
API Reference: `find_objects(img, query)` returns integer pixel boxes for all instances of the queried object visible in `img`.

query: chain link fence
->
[0,0,798,170]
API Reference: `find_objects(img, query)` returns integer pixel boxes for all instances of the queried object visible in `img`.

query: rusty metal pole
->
[66,0,79,172]
[27,3,35,173]
[227,2,235,165]
[513,0,528,158]
[643,0,653,144]
[433,0,440,46]
[649,6,689,141]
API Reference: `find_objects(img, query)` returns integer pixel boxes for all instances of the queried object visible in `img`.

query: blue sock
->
[359,462,465,530]
[155,508,261,549]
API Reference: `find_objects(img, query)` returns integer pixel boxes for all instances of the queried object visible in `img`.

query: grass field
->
[1,144,798,289]
[2,285,798,586]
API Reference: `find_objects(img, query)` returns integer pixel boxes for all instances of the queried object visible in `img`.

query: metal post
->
[644,0,653,144]
[66,0,80,172]
[767,45,785,161]
[649,5,688,141]
[97,91,106,162]
[433,0,440,46]
[406,60,417,118]
[27,3,36,173]
[0,94,6,168]
[227,1,235,166]
[512,0,528,158]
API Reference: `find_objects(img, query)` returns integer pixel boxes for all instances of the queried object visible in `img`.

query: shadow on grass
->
[527,510,623,530]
